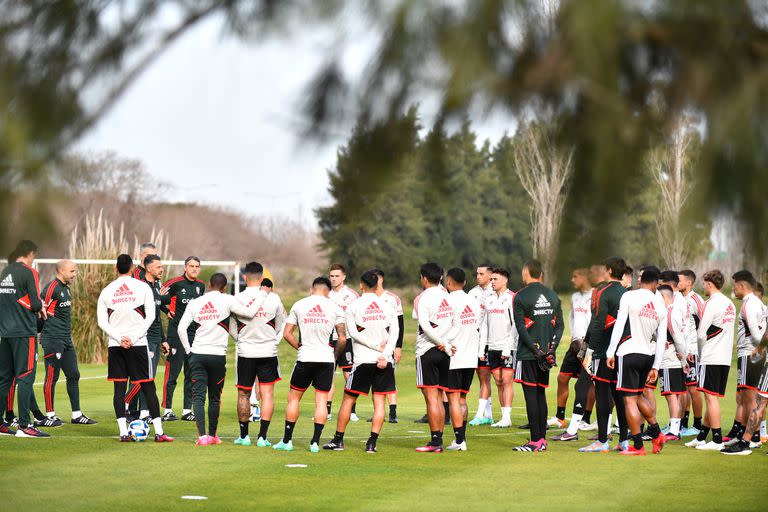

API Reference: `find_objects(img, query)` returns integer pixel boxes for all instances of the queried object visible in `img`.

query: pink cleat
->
[209,435,222,445]
[196,435,211,446]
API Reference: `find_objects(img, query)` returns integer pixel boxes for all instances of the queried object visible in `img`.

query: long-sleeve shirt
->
[378,289,405,348]
[286,295,344,363]
[0,262,43,337]
[177,290,263,356]
[164,274,206,341]
[736,292,767,357]
[40,278,71,341]
[345,292,399,366]
[513,282,564,361]
[660,292,688,369]
[696,291,736,366]
[230,288,286,358]
[587,281,626,359]
[569,289,592,341]
[413,286,453,357]
[445,290,481,369]
[606,288,667,370]
[97,275,155,348]
[479,289,517,358]
[329,285,360,341]
[682,291,702,356]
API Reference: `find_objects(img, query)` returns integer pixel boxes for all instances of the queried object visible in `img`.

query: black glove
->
[545,342,557,368]
[568,338,583,356]
[534,348,550,372]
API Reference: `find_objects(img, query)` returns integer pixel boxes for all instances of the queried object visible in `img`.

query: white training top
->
[660,292,688,369]
[378,289,404,316]
[413,285,453,357]
[697,291,736,366]
[737,292,767,357]
[606,288,667,369]
[681,291,700,356]
[345,292,399,366]
[177,290,263,356]
[286,295,344,363]
[569,289,593,341]
[445,290,481,370]
[468,284,494,313]
[329,285,359,341]
[97,275,156,348]
[230,287,286,358]
[479,289,518,358]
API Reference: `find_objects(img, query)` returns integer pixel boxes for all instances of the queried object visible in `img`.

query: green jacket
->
[164,274,205,341]
[40,278,71,341]
[135,275,170,345]
[586,280,626,359]
[0,262,43,337]
[513,282,564,361]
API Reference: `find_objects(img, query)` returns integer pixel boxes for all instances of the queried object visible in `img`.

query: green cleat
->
[310,442,320,453]
[480,417,494,425]
[468,417,484,426]
[273,440,293,451]
[234,435,251,446]
[256,437,271,447]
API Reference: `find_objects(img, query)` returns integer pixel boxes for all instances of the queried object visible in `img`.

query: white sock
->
[567,413,583,435]
[607,413,613,433]
[152,417,163,436]
[501,407,511,422]
[164,408,173,415]
[71,411,82,419]
[117,417,128,436]
[47,411,56,418]
[670,418,681,436]
[484,399,493,418]
[182,409,192,415]
[140,409,149,418]
[476,399,488,418]
[760,420,766,438]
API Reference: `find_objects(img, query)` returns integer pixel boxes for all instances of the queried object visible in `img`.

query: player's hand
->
[160,285,170,296]
[686,353,695,364]
[379,340,388,351]
[647,369,659,384]
[120,336,133,349]
[683,363,690,374]
[676,351,683,361]
[606,356,615,369]
[394,347,402,364]
[376,356,387,369]
[38,308,48,320]
[161,341,170,356]
[436,343,446,353]
[449,345,457,356]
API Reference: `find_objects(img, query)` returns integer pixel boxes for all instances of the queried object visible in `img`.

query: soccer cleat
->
[468,417,484,426]
[71,415,97,425]
[552,432,578,442]
[589,433,613,441]
[480,417,494,425]
[161,411,178,422]
[256,437,271,447]
[695,441,724,451]
[9,417,20,428]
[0,422,17,436]
[195,435,211,446]
[723,437,741,447]
[181,412,196,421]
[664,434,681,442]
[615,440,629,452]
[414,414,429,424]
[139,415,152,424]
[251,404,261,422]
[721,440,752,455]
[661,424,670,435]
[350,413,360,422]
[119,435,136,442]
[309,442,320,453]
[154,434,174,443]
[491,419,512,428]
[748,440,762,449]
[415,443,443,453]
[209,435,222,445]
[680,426,700,437]
[641,432,653,441]
[234,435,252,446]
[446,440,467,451]
[15,426,50,438]
[514,440,546,452]
[273,440,294,451]
[685,438,706,448]
[651,433,666,454]
[388,414,399,424]
[578,441,610,453]
[578,421,598,431]
[326,413,332,421]
[619,446,647,456]
[547,417,566,429]
[365,442,377,453]
[518,422,530,429]
[322,440,345,451]
[34,416,63,427]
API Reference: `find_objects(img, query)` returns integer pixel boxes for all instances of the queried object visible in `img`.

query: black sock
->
[333,430,345,443]
[556,406,566,421]
[258,419,270,440]
[430,430,443,446]
[443,402,450,419]
[696,425,710,442]
[239,421,249,439]
[351,403,357,414]
[712,427,722,444]
[5,410,14,422]
[311,422,324,445]
[736,425,746,439]
[389,404,397,416]
[647,422,661,439]
[454,425,466,444]
[283,420,296,443]
[681,411,690,428]
[326,401,332,415]
[32,409,44,421]
[368,431,379,446]
[632,433,644,450]
[583,409,592,423]
[693,416,703,430]
[727,420,741,438]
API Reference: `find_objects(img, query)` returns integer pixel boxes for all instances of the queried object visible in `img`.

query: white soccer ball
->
[128,419,150,441]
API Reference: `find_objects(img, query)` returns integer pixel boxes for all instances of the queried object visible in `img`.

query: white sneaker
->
[546,417,566,428]
[326,413,332,421]
[685,438,705,448]
[491,419,512,428]
[748,440,762,449]
[578,421,598,431]
[695,441,724,451]
[446,440,467,451]
[350,413,360,422]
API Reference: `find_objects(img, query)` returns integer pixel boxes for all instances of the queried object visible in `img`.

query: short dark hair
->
[329,264,346,273]
[623,265,634,276]
[370,268,384,277]
[143,254,161,267]
[420,263,443,285]
[659,270,679,285]
[757,282,764,296]
[657,284,674,294]
[523,259,543,279]
[243,261,264,276]
[116,254,133,274]
[446,267,466,284]
[184,256,201,265]
[210,272,228,290]
[261,277,274,289]
[477,263,494,271]
[10,239,38,261]
[679,269,696,282]
[640,268,660,284]
[732,270,757,289]
[639,264,661,275]
[312,276,332,290]
[491,267,510,280]
[360,270,378,289]
[703,270,725,290]
[603,257,626,279]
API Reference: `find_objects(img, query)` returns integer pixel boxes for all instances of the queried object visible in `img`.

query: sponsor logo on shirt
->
[363,301,386,322]
[437,298,452,320]
[304,304,329,325]
[196,301,219,322]
[0,274,15,293]
[59,300,72,308]
[723,303,735,324]
[639,301,659,320]
[112,283,135,304]
[460,304,477,325]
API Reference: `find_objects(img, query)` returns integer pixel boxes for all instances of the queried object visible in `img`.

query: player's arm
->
[416,299,444,348]
[228,315,239,340]
[23,267,44,314]
[478,301,489,355]
[568,298,575,340]
[696,301,715,345]
[96,293,122,342]
[345,306,381,351]
[274,299,288,345]
[669,307,687,357]
[382,310,400,358]
[444,301,462,347]
[652,312,668,370]
[136,285,156,340]
[177,304,195,354]
[395,314,404,348]
[512,295,536,353]
[745,300,765,347]
[605,296,629,361]
[552,297,565,349]
[334,320,347,358]
[282,306,300,349]
[588,294,607,350]
[228,293,263,319]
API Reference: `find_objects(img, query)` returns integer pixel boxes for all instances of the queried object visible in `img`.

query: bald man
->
[39,260,97,426]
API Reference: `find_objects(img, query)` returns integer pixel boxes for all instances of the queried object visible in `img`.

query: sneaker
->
[619,446,647,455]
[723,437,741,447]
[414,414,429,424]
[119,434,136,442]
[664,434,681,442]
[309,442,320,453]
[154,434,174,443]
[323,440,345,451]
[748,440,762,449]
[350,413,360,422]
[251,405,261,422]
[721,440,752,455]
[273,440,294,451]
[578,421,598,431]
[161,411,178,422]
[415,443,443,453]
[388,414,399,424]
[326,413,332,421]
[491,419,512,428]
[641,432,653,441]
[518,422,530,429]
[195,435,211,446]
[552,432,578,442]
[71,415,97,425]
[468,417,485,426]
[651,433,666,454]
[9,417,20,428]
[15,426,50,438]
[615,440,629,452]
[181,412,195,421]
[514,440,546,452]
[0,422,17,436]
[139,415,152,424]
[547,417,566,429]
[209,436,222,445]
[446,440,467,451]
[34,416,63,427]
[685,438,706,448]
[256,437,271,447]
[589,433,613,441]
[680,426,700,437]
[480,417,494,425]
[365,441,377,453]
[722,435,733,443]
[661,424,670,435]
[234,435,252,446]
[696,441,724,451]
[578,441,610,453]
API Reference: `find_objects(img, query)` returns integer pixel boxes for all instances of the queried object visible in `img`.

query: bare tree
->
[512,121,574,285]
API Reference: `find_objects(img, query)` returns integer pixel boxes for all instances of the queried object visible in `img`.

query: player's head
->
[490,267,510,293]
[243,261,264,287]
[311,276,333,297]
[445,267,466,292]
[144,254,164,281]
[678,269,696,293]
[9,239,38,264]
[638,264,661,282]
[589,264,606,285]
[621,265,634,289]
[329,264,346,289]
[603,257,626,281]
[702,270,725,295]
[209,272,228,292]
[419,262,443,289]
[359,270,378,292]
[370,268,385,289]
[116,254,133,275]
[657,284,674,305]
[731,270,756,299]
[571,268,589,290]
[660,270,679,290]
[639,267,660,290]
[138,242,157,265]
[756,282,764,299]
[184,256,201,279]
[56,259,77,284]
[522,259,543,285]
[476,263,493,288]
[261,277,274,292]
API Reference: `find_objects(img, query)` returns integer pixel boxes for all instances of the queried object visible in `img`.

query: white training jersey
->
[445,290,481,369]
[378,289,404,316]
[685,290,706,321]
[479,289,518,357]
[329,285,359,340]
[286,295,344,363]
[97,275,155,348]
[468,284,494,313]
[681,291,701,356]
[737,292,767,357]
[606,288,667,369]
[697,291,736,366]
[569,289,593,341]
[413,285,453,357]
[230,287,285,358]
[345,292,399,366]
[661,292,688,369]
[177,290,263,356]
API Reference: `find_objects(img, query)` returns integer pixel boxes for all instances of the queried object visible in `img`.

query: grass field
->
[2,298,766,511]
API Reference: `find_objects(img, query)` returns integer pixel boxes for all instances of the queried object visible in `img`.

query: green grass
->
[1,299,766,511]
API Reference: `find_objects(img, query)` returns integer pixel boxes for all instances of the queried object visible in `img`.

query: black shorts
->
[560,349,582,379]
[737,356,762,391]
[344,363,396,396]
[685,354,699,386]
[659,367,686,395]
[757,362,768,399]
[514,359,550,388]
[40,336,75,356]
[616,353,653,395]
[697,364,729,397]
[590,357,617,384]
[477,346,490,369]
[488,349,515,371]
[290,361,335,393]
[416,347,450,389]
[236,356,282,390]
[446,368,475,394]
[335,339,354,370]
[107,345,153,383]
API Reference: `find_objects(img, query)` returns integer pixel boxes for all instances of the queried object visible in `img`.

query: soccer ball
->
[128,420,150,442]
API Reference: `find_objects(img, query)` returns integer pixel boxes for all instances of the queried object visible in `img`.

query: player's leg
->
[181,353,194,419]
[276,387,303,449]
[551,372,571,428]
[12,337,42,434]
[470,366,493,425]
[113,380,129,438]
[256,383,275,445]
[386,388,398,423]
[206,356,226,443]
[137,344,161,420]
[61,343,93,423]
[308,363,335,451]
[129,345,169,441]
[559,369,591,439]
[622,394,646,453]
[499,367,515,426]
[446,391,466,449]
[0,340,14,433]
[5,377,15,424]
[368,393,386,452]
[344,369,360,421]
[161,341,183,419]
[42,352,61,420]
[188,354,209,442]
[324,392,357,450]
[234,356,257,444]
[580,363,614,452]
[420,387,445,448]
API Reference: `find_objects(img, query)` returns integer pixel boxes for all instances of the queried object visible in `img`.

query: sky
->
[78,10,515,229]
